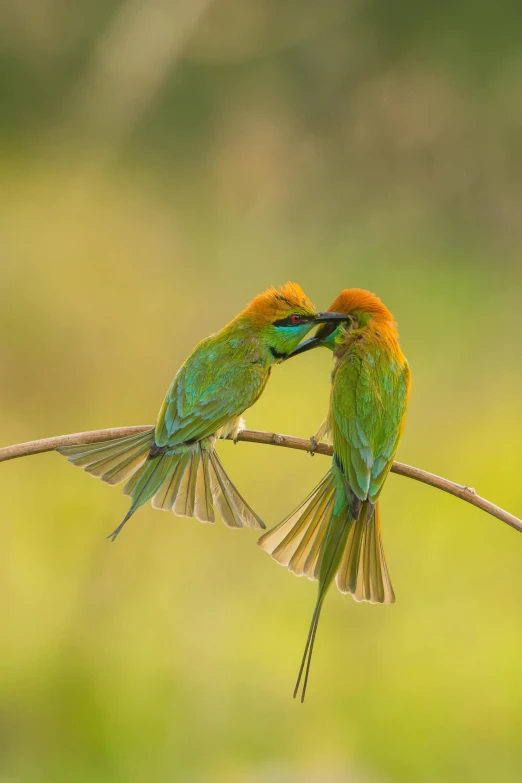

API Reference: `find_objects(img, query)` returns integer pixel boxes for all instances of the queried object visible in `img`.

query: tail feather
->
[260,470,395,701]
[174,451,199,519]
[338,500,368,596]
[209,450,265,530]
[123,453,175,527]
[293,596,324,703]
[57,431,264,536]
[259,471,394,604]
[123,459,151,497]
[80,442,147,479]
[102,446,153,486]
[378,527,395,604]
[194,449,215,523]
[289,493,336,579]
[294,511,350,702]
[107,454,171,541]
[361,509,380,602]
[208,452,243,528]
[258,473,336,579]
[337,503,395,604]
[151,453,190,511]
[57,430,154,484]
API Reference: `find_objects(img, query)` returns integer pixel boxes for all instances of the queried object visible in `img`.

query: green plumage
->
[259,289,410,700]
[57,283,327,539]
[154,324,272,449]
[330,339,410,507]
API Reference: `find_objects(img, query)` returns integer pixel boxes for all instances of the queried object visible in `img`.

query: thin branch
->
[0,427,152,462]
[0,426,520,535]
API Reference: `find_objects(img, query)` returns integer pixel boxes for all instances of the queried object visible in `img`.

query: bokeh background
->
[1,1,522,781]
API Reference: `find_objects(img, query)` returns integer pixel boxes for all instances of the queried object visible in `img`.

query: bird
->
[258,288,411,701]
[57,283,350,541]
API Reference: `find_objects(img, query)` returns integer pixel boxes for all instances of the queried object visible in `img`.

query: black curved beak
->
[284,334,323,360]
[313,311,350,323]
[285,312,352,360]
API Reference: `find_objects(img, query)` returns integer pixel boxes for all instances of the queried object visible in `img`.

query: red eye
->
[290,314,301,324]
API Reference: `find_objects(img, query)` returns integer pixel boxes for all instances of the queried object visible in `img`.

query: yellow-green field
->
[1,2,522,781]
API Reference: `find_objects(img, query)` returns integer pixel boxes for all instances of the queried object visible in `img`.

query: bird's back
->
[330,331,410,505]
[155,322,269,448]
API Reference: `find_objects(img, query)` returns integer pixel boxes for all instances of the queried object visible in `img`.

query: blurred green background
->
[1,1,522,781]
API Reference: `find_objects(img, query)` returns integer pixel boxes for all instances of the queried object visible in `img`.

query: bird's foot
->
[309,435,318,456]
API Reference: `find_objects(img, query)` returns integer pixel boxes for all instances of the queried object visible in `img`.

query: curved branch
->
[0,426,520,535]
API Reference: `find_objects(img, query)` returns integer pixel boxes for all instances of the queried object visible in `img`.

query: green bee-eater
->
[58,283,349,540]
[258,289,411,701]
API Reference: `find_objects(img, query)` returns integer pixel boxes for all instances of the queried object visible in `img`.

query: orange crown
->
[243,282,316,325]
[328,288,395,324]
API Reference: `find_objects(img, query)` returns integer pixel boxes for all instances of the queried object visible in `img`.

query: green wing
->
[368,357,410,500]
[155,336,268,448]
[330,344,410,503]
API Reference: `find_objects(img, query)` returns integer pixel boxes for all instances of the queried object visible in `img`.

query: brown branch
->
[1,426,520,535]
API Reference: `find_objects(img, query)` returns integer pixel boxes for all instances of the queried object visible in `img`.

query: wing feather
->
[155,338,269,449]
[330,344,410,504]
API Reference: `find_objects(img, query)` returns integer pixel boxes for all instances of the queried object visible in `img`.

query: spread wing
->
[330,344,410,504]
[155,340,268,448]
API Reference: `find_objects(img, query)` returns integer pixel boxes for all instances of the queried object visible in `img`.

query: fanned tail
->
[57,429,155,485]
[206,449,264,530]
[57,431,264,538]
[259,472,394,700]
[257,472,337,580]
[336,502,395,604]
[292,506,351,702]
[258,473,394,602]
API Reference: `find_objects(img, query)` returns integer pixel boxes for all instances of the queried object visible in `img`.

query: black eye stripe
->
[273,314,309,327]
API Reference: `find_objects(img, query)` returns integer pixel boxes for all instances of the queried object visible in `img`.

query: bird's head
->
[285,288,397,358]
[243,282,350,361]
